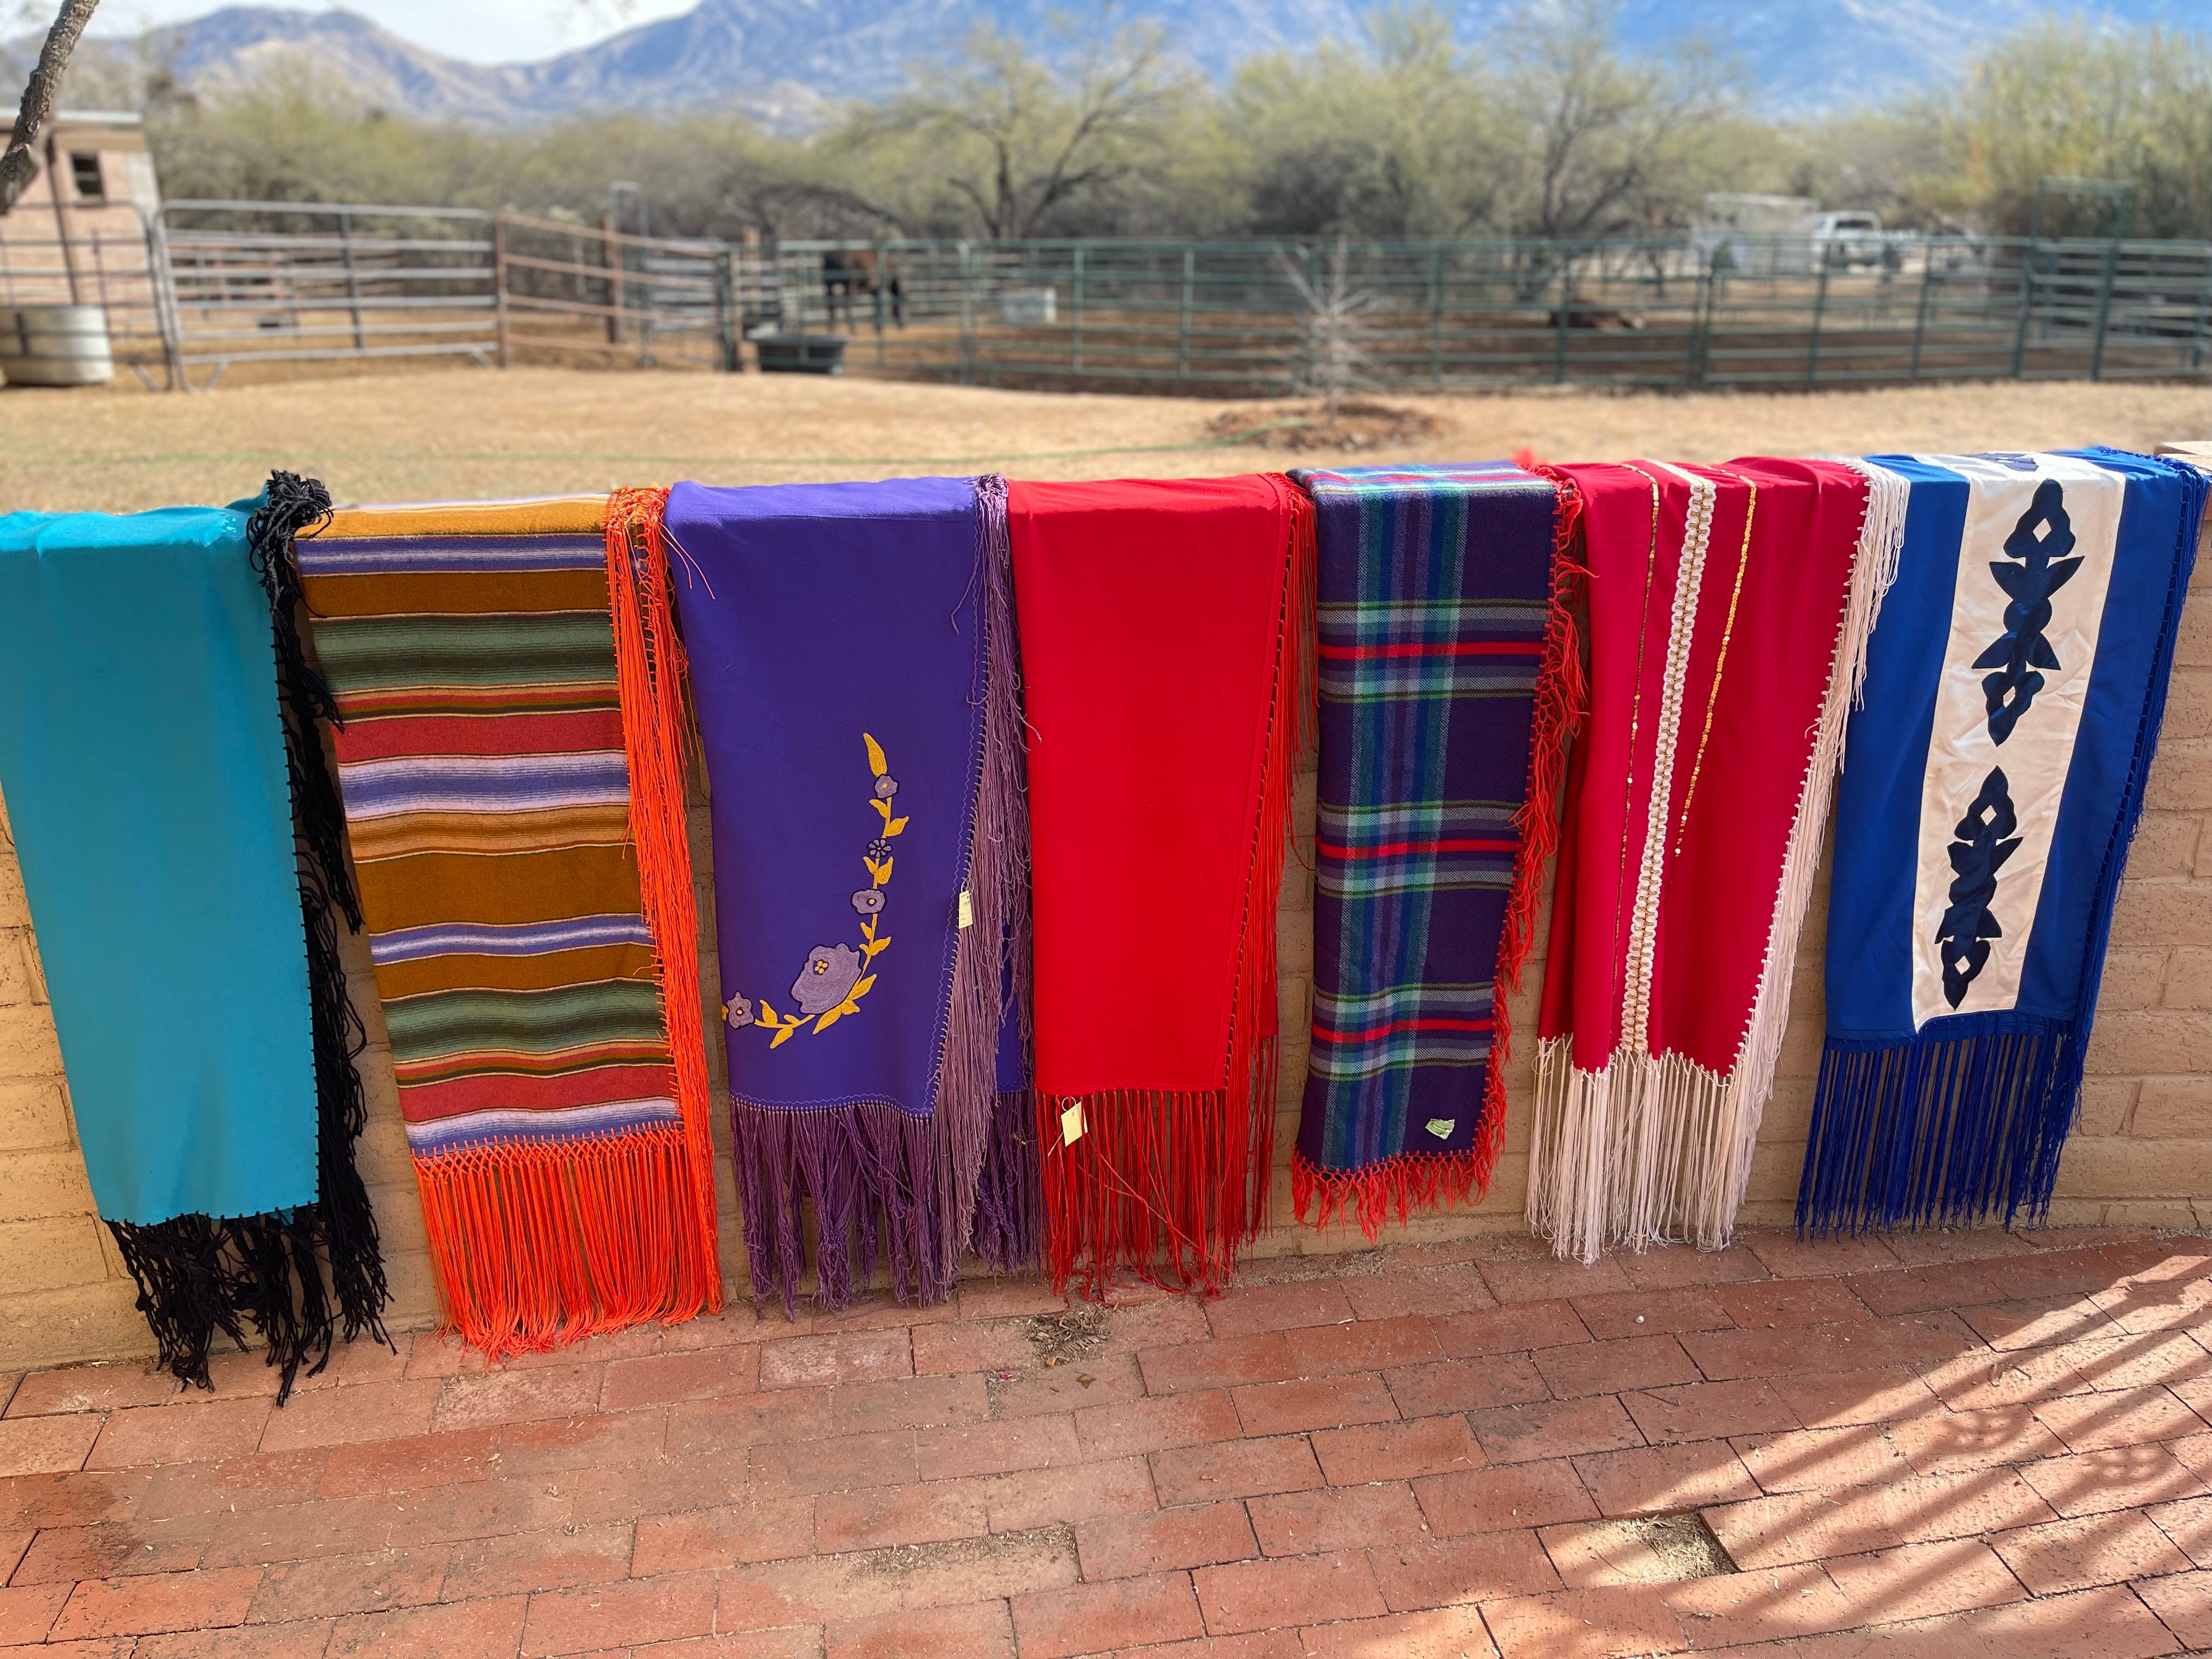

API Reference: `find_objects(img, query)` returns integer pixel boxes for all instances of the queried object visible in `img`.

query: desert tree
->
[852,15,1189,240]
[1,0,98,213]
[1231,4,1508,239]
[1493,0,1742,239]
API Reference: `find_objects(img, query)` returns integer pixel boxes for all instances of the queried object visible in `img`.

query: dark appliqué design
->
[724,732,904,1046]
[1971,478,2082,745]
[1937,766,2022,1008]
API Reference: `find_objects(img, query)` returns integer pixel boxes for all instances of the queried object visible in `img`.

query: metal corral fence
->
[774,234,2212,395]
[156,201,499,385]
[2,202,2208,394]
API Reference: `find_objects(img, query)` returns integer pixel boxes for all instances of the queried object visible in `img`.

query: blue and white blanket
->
[1800,449,2207,1233]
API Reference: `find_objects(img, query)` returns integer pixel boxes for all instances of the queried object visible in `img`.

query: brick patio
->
[6,1226,2212,1657]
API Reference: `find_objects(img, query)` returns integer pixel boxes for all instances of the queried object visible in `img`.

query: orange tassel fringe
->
[414,1128,719,1354]
[1039,481,1314,1296]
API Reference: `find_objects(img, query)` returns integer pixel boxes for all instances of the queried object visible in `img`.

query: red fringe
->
[405,492,724,1358]
[413,1128,719,1357]
[1293,1146,1494,1238]
[1039,481,1314,1297]
[1483,464,1589,1142]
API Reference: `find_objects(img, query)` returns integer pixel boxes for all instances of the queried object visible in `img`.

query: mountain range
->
[17,0,2206,134]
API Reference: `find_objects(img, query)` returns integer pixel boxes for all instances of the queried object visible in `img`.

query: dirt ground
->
[1,366,2207,514]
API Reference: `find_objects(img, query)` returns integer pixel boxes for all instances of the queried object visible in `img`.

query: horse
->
[822,249,906,332]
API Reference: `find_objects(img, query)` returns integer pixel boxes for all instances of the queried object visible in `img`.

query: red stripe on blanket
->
[398,1062,675,1122]
[1319,837,1519,859]
[1317,641,1543,659]
[331,708,625,763]
[1314,1017,1494,1043]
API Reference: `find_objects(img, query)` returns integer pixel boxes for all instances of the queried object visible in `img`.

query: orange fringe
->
[1039,480,1314,1297]
[414,1128,719,1356]
[603,487,723,1285]
[409,491,724,1358]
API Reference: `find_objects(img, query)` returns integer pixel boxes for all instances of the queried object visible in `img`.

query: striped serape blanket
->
[298,494,721,1354]
[1289,462,1581,1233]
[1532,460,1902,1261]
[1802,450,2209,1233]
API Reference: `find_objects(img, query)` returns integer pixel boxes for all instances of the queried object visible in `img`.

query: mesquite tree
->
[1,0,98,213]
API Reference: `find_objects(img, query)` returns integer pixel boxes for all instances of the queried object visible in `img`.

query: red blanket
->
[1009,475,1312,1293]
[1532,459,1898,1260]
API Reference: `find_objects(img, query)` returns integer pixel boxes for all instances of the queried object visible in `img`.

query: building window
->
[69,153,103,200]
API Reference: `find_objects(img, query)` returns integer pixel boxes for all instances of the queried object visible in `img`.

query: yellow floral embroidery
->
[725,733,905,1048]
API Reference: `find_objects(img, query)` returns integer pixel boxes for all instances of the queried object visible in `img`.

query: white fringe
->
[1531,461,1910,1261]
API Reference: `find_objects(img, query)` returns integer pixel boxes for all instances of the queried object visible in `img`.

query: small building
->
[0,110,162,312]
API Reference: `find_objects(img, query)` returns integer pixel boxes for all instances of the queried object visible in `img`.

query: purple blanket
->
[668,477,1031,1312]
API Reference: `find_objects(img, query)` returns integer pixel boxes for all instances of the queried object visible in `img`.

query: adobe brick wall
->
[2,510,2206,1373]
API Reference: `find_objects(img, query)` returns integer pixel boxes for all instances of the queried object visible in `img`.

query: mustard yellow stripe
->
[347,803,633,862]
[317,495,608,539]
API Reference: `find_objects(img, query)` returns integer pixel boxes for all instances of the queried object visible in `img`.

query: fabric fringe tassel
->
[1528,1037,1732,1263]
[1292,1146,1495,1239]
[731,1103,952,1314]
[1798,1030,2073,1233]
[605,487,725,1297]
[935,476,1037,1285]
[1040,483,1313,1296]
[969,1090,1041,1274]
[412,1127,721,1347]
[108,473,392,1400]
[1486,464,1591,1150]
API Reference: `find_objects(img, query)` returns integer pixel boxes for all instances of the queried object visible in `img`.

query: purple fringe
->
[969,1090,1041,1273]
[937,474,1036,1282]
[735,475,1036,1316]
[731,1100,952,1316]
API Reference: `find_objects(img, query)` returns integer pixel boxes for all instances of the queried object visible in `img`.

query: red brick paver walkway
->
[6,1226,2212,1657]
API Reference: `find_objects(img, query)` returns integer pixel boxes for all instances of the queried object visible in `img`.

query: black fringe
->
[107,473,390,1401]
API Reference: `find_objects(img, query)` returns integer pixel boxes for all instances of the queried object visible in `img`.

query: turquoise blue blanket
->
[0,506,318,1226]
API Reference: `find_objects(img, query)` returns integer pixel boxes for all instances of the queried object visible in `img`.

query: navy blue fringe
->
[1798,1027,2075,1235]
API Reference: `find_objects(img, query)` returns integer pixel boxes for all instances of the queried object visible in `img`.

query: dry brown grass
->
[1,365,2207,514]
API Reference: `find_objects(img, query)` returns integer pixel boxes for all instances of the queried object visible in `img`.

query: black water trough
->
[753,334,848,375]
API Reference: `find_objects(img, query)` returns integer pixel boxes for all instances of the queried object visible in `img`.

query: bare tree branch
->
[2,0,98,214]
[856,17,1185,240]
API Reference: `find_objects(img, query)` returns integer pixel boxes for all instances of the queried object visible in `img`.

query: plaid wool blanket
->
[1290,462,1581,1233]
